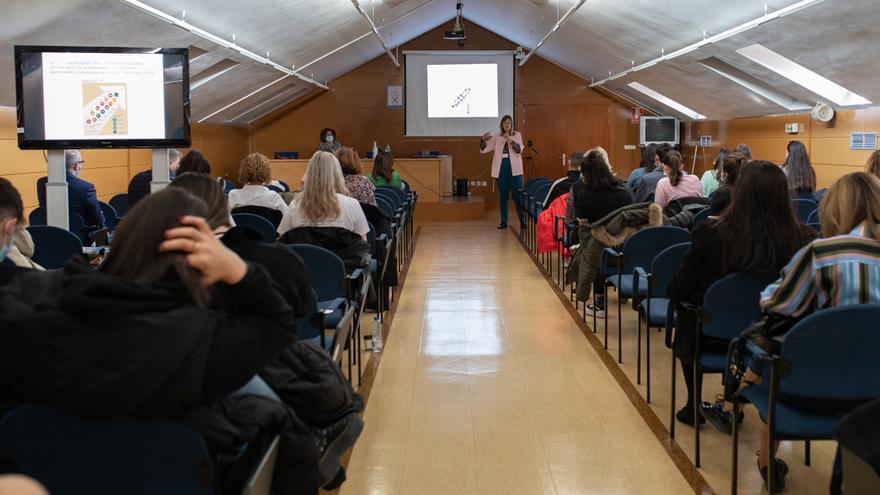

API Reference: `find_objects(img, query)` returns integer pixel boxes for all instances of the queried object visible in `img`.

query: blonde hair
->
[865,150,880,179]
[819,172,880,240]
[335,147,362,175]
[296,151,349,223]
[589,146,611,170]
[239,153,272,184]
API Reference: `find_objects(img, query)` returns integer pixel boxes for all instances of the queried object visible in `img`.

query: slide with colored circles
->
[83,83,127,136]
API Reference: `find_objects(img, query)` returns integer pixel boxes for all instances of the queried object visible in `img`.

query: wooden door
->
[520,104,567,180]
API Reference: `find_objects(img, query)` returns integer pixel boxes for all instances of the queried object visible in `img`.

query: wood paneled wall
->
[0,106,249,210]
[252,22,643,205]
[683,108,880,189]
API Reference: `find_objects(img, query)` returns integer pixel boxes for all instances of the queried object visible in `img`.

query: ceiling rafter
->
[350,0,400,67]
[519,0,588,66]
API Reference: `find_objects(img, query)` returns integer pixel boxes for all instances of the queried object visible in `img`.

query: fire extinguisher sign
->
[630,107,642,124]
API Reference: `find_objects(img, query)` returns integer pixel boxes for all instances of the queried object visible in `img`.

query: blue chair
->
[732,305,880,494]
[109,193,130,217]
[0,404,214,495]
[26,226,83,269]
[691,207,711,227]
[231,213,277,243]
[687,271,778,465]
[376,185,406,207]
[806,208,819,225]
[28,207,88,245]
[793,198,819,223]
[368,222,391,320]
[99,201,119,230]
[605,226,691,365]
[634,242,691,403]
[519,178,550,245]
[276,179,290,192]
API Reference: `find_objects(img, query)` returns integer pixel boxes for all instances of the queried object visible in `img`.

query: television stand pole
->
[150,149,171,193]
[46,149,70,230]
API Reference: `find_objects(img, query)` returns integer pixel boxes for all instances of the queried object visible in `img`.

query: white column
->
[150,148,171,192]
[45,149,69,230]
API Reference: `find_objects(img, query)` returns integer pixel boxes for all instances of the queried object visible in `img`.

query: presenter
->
[480,115,524,229]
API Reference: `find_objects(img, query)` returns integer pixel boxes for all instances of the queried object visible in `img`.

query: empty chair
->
[231,205,283,229]
[99,201,119,230]
[231,213,277,243]
[26,226,83,269]
[109,193,129,218]
[28,207,88,245]
[792,198,819,223]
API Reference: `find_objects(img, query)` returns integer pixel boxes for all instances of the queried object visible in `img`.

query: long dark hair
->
[581,149,619,190]
[178,149,212,175]
[721,152,748,186]
[783,140,816,193]
[712,147,730,180]
[100,188,211,306]
[734,143,752,160]
[662,150,684,186]
[169,173,230,230]
[641,144,658,173]
[372,152,394,182]
[715,160,812,273]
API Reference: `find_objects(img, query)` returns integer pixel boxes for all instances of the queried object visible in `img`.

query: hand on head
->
[159,215,247,286]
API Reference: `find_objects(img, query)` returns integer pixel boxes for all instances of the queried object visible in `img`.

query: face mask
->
[325,135,335,143]
[0,243,10,262]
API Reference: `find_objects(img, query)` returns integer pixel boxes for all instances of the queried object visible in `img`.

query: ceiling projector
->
[444,2,466,43]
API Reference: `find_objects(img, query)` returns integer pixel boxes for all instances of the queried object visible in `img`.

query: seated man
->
[36,150,106,230]
[543,151,584,208]
[0,179,33,286]
[127,149,181,208]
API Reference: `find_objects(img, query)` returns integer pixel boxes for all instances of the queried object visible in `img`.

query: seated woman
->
[177,149,212,175]
[700,148,729,197]
[278,151,370,241]
[317,128,342,153]
[367,152,403,190]
[704,172,880,490]
[335,147,377,206]
[707,152,748,215]
[227,152,289,216]
[667,161,814,426]
[653,150,703,208]
[782,140,816,200]
[633,144,672,203]
[626,144,657,190]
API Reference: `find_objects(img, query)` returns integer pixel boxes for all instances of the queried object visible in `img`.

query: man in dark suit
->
[127,149,182,208]
[36,150,106,229]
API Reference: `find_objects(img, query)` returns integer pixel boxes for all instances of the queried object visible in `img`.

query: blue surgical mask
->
[326,135,335,143]
[0,243,10,262]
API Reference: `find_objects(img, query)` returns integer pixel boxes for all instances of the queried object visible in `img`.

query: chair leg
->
[604,283,609,349]
[731,395,740,494]
[637,315,642,385]
[646,321,652,404]
[805,440,811,466]
[694,364,702,468]
[670,350,677,439]
[617,291,623,364]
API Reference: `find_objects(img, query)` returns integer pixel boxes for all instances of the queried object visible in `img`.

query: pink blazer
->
[481,131,524,178]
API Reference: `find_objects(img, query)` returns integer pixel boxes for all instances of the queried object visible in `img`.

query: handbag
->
[724,313,804,401]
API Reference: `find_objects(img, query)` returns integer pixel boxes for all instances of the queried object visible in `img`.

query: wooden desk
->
[269,156,452,202]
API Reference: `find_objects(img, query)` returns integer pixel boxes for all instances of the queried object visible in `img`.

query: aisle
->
[340,218,694,495]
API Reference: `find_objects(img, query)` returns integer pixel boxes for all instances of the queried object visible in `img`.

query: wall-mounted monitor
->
[639,116,679,146]
[15,45,190,149]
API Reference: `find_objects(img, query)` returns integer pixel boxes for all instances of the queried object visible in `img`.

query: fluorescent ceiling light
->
[736,44,871,106]
[698,57,810,111]
[627,82,706,120]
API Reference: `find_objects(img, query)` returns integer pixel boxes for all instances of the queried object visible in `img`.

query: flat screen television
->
[15,45,190,149]
[640,116,679,146]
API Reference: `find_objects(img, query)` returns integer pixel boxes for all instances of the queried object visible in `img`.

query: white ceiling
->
[2,0,878,124]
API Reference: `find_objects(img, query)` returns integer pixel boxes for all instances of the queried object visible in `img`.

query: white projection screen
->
[405,51,515,137]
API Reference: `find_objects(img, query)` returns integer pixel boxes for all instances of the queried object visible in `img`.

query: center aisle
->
[340,218,694,495]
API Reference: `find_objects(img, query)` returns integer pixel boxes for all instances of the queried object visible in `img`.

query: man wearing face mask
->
[0,179,37,286]
[317,127,342,153]
[36,150,106,230]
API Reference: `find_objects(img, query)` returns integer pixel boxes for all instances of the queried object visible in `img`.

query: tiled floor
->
[340,217,695,494]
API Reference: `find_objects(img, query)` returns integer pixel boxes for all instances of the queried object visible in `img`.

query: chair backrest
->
[231,213,277,242]
[27,207,46,226]
[806,208,819,225]
[793,198,819,223]
[377,185,406,205]
[692,207,711,226]
[109,194,130,217]
[525,179,551,197]
[650,242,691,296]
[296,289,322,341]
[701,272,779,340]
[374,189,400,210]
[522,177,549,192]
[29,208,88,245]
[401,180,411,195]
[532,183,552,205]
[231,205,283,229]
[99,201,119,230]
[620,226,692,274]
[26,225,84,269]
[367,222,377,255]
[780,304,880,403]
[0,404,213,495]
[288,244,347,301]
[376,196,396,219]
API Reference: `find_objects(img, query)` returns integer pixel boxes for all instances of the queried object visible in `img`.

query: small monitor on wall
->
[640,116,679,146]
[14,45,191,149]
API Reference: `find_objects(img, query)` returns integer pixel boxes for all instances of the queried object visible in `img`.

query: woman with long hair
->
[782,140,816,198]
[367,151,403,190]
[653,150,703,207]
[336,146,377,206]
[626,144,658,189]
[865,149,880,179]
[708,152,748,214]
[668,161,814,427]
[278,151,370,240]
[700,147,729,196]
[228,153,288,214]
[480,114,525,229]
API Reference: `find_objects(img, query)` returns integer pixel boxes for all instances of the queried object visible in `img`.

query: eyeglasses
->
[75,160,86,165]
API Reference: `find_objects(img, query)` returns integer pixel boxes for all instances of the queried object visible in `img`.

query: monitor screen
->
[15,46,190,149]
[645,118,676,142]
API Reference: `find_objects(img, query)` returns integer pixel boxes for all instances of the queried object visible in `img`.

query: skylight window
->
[736,44,871,107]
[627,82,706,120]
[698,57,810,112]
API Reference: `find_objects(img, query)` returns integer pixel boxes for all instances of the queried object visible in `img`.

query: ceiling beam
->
[118,0,329,90]
[588,0,825,87]
[350,0,400,67]
[519,0,588,66]
[197,75,292,123]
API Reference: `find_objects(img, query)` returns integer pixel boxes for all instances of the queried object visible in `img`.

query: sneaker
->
[314,414,364,487]
[758,458,789,492]
[675,405,706,426]
[585,304,606,319]
[699,400,740,435]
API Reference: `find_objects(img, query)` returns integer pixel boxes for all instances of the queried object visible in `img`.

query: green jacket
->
[368,171,403,189]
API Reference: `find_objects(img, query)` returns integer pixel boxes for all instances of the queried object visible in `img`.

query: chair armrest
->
[329,305,356,363]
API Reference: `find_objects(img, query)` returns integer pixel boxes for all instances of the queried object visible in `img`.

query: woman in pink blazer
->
[480,115,525,229]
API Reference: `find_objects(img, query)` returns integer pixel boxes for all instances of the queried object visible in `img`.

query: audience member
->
[0,179,36,285]
[544,151,584,208]
[700,148,729,196]
[866,149,880,179]
[734,142,753,160]
[782,140,816,199]
[278,151,370,240]
[653,150,703,207]
[228,153,288,214]
[177,149,212,175]
[336,147,377,206]
[317,128,342,153]
[127,149,182,208]
[36,150,105,230]
[626,145,658,190]
[668,161,814,426]
[633,144,671,203]
[708,152,748,215]
[368,152,403,189]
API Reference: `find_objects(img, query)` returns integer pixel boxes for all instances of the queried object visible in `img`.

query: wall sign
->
[387,85,403,108]
[630,106,642,124]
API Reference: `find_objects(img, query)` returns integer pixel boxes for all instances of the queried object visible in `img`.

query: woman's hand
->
[481,131,492,141]
[159,215,248,286]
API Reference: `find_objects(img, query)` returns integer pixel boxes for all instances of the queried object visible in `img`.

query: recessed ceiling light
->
[736,43,871,107]
[627,82,707,120]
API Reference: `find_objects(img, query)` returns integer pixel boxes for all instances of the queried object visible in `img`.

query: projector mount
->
[444,2,467,47]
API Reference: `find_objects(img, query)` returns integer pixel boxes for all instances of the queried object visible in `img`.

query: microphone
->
[527,140,538,154]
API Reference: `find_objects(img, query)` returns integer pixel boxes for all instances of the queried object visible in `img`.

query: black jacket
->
[0,259,295,418]
[279,226,370,272]
[544,171,580,208]
[573,183,634,223]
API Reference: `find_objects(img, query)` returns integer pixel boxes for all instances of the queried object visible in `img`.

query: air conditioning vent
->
[850,132,878,151]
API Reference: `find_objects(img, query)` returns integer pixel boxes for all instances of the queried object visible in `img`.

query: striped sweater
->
[761,224,880,316]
